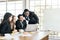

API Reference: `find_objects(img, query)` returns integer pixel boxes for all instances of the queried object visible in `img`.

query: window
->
[29,0,60,37]
[0,2,6,19]
[0,0,24,22]
[7,1,23,16]
[30,0,46,28]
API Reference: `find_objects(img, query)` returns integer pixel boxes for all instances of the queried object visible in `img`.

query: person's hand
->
[13,29,17,33]
[23,17,26,20]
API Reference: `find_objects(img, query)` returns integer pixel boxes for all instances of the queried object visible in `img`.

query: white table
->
[0,31,50,40]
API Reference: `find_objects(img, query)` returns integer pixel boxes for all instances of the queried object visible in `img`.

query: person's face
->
[19,16,24,21]
[25,11,30,16]
[9,16,12,22]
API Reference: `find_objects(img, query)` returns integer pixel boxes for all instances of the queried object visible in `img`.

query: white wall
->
[43,8,60,32]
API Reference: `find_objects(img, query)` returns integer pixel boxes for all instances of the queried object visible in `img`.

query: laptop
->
[25,24,39,32]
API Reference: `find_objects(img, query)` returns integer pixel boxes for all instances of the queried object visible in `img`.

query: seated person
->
[16,14,27,32]
[0,12,13,36]
[23,9,39,24]
[11,15,17,33]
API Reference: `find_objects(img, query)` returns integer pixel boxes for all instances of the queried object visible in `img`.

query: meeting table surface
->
[0,31,50,40]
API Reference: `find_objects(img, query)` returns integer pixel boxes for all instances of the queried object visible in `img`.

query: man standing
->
[23,9,39,24]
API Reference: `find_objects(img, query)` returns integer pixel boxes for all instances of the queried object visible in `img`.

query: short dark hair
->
[24,9,29,12]
[23,9,30,17]
[18,14,23,18]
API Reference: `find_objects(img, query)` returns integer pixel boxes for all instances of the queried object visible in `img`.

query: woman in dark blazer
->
[16,14,27,32]
[0,12,13,36]
[23,9,39,24]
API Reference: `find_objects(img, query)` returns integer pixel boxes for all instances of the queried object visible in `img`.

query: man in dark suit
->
[16,14,27,31]
[23,9,39,24]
